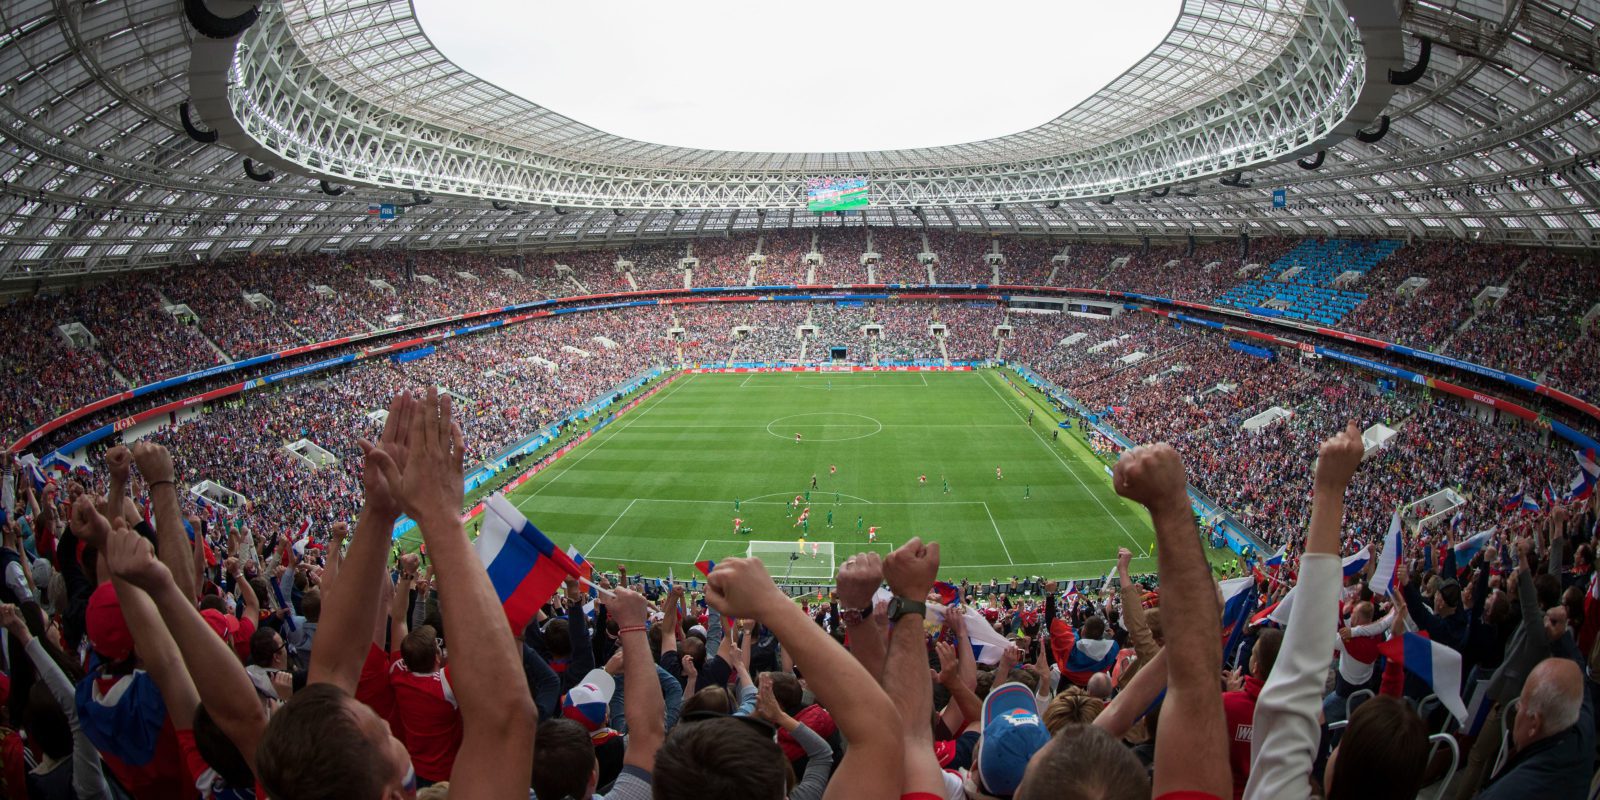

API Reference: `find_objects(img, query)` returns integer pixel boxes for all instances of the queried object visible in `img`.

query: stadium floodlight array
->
[747,540,838,583]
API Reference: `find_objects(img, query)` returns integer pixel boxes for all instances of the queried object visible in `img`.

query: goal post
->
[747,540,835,581]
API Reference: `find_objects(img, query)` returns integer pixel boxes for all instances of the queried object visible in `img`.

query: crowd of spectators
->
[811,227,868,286]
[689,235,760,288]
[871,227,927,285]
[928,231,998,284]
[757,230,812,285]
[4,380,1592,800]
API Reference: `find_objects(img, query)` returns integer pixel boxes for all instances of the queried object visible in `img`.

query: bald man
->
[1084,672,1112,700]
[1477,657,1593,800]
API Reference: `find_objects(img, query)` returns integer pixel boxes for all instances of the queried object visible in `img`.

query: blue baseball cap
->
[978,681,1052,797]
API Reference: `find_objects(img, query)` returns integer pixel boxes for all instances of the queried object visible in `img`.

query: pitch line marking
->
[979,501,1015,565]
[510,372,695,506]
[763,412,884,442]
[587,498,639,554]
[979,371,1149,557]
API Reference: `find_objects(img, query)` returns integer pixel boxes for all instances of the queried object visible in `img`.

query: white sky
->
[411,1,1182,153]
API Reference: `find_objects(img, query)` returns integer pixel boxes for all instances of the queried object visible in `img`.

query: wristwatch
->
[886,596,927,623]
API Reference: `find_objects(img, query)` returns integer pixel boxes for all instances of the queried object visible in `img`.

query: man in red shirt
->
[1221,627,1283,799]
[388,624,463,785]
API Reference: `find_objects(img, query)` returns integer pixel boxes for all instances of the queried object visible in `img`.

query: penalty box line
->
[588,496,1014,567]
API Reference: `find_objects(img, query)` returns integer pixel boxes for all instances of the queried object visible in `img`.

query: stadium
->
[0,1,1597,798]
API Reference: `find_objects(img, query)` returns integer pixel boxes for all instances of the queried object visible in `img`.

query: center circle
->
[765,412,884,442]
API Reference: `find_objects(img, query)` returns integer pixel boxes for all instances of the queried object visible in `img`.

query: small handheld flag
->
[1368,510,1402,596]
[1376,632,1468,725]
[474,495,583,633]
[694,559,717,576]
[1341,546,1372,577]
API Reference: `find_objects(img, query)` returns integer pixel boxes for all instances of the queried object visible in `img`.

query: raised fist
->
[1314,421,1365,492]
[1113,443,1189,514]
[105,445,132,482]
[883,537,940,600]
[131,442,176,485]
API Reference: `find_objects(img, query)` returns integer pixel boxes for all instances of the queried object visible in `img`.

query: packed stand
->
[159,263,309,360]
[871,227,927,285]
[811,227,868,286]
[757,229,812,285]
[872,303,942,363]
[688,235,758,289]
[939,302,1005,362]
[733,302,807,363]
[1341,242,1523,352]
[930,231,997,284]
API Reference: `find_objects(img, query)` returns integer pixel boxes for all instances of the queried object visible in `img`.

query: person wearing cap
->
[533,586,664,800]
[969,681,1055,798]
[70,498,200,800]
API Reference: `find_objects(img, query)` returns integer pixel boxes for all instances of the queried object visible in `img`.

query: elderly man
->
[1477,657,1593,799]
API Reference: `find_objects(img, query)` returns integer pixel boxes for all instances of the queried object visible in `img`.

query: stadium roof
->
[0,0,1597,280]
[409,0,1184,154]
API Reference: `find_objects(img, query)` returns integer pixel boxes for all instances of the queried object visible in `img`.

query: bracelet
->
[147,480,175,489]
[617,625,647,636]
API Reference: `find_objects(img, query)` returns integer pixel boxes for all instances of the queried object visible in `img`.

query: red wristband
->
[618,625,647,635]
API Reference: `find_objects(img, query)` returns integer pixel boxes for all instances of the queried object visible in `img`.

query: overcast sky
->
[412,0,1181,153]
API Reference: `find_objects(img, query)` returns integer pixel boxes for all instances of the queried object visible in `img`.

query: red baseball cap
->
[200,608,239,645]
[86,582,135,661]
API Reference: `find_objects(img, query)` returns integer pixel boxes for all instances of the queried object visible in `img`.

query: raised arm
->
[610,587,664,771]
[71,497,199,730]
[881,538,946,797]
[104,446,131,536]
[372,387,535,799]
[1112,444,1229,799]
[309,392,411,693]
[104,519,268,775]
[131,443,197,603]
[834,553,887,679]
[707,557,904,800]
[1097,647,1169,739]
[936,640,982,731]
[1245,422,1365,800]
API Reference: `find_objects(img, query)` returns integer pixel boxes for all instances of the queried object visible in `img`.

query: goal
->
[747,540,836,582]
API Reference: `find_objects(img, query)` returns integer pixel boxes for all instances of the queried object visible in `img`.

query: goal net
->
[747,540,836,581]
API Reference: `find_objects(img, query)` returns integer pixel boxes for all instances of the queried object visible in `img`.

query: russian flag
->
[1341,546,1372,577]
[474,495,578,632]
[1376,632,1468,725]
[1567,451,1599,501]
[693,559,717,576]
[1219,576,1257,667]
[962,606,1013,666]
[1501,490,1525,513]
[1264,545,1287,570]
[1368,510,1403,596]
[16,454,47,492]
[933,581,960,606]
[1520,493,1541,514]
[1452,528,1495,570]
[1250,587,1295,627]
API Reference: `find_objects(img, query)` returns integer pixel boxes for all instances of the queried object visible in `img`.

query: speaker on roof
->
[184,0,259,39]
[319,180,346,196]
[1356,116,1390,144]
[1297,150,1325,170]
[178,100,218,144]
[1186,234,1196,257]
[1239,232,1249,259]
[1150,187,1170,198]
[1388,36,1431,86]
[243,158,274,182]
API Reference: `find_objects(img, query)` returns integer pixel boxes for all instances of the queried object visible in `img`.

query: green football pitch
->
[475,368,1158,582]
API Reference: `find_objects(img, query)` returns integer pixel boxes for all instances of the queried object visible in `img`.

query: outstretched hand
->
[371,388,464,528]
[357,392,414,522]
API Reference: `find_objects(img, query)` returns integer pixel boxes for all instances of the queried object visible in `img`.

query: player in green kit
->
[942,477,949,495]
[1024,485,1031,500]
[734,497,741,512]
[834,491,840,505]
[826,509,834,528]
[804,490,811,503]
[856,515,864,532]
[802,518,809,534]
